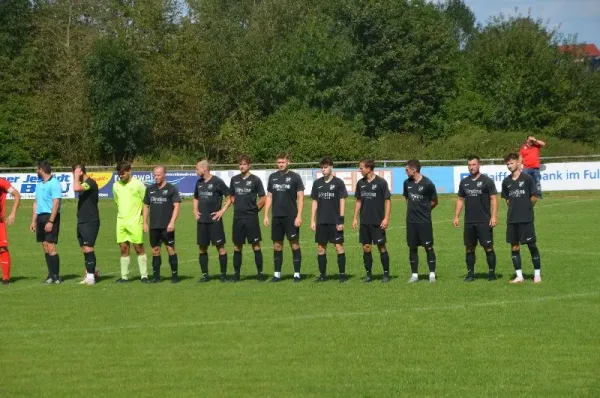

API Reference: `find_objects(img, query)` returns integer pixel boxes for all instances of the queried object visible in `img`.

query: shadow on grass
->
[6,276,37,283]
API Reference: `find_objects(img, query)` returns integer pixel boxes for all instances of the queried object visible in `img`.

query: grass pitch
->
[1,192,599,397]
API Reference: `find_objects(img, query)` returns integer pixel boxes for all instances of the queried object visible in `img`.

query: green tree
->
[84,37,151,162]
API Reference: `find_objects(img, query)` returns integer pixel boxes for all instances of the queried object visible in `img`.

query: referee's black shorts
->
[232,217,262,245]
[36,213,60,244]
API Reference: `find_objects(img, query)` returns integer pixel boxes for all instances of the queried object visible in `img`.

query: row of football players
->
[3,153,540,285]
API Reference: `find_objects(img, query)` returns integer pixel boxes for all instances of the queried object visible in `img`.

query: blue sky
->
[465,0,600,44]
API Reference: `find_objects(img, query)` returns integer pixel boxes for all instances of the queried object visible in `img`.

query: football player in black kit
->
[501,153,541,284]
[453,156,498,281]
[193,160,231,282]
[263,153,305,283]
[403,160,438,283]
[143,166,181,283]
[352,159,392,283]
[72,164,100,285]
[229,155,266,282]
[310,157,348,282]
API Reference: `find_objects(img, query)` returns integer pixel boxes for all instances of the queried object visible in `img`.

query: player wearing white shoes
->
[501,153,541,284]
[403,159,438,283]
[73,165,100,285]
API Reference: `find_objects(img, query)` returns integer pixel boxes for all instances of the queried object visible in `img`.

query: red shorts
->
[0,223,8,247]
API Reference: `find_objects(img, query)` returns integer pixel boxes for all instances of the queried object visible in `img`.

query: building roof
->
[558,43,600,58]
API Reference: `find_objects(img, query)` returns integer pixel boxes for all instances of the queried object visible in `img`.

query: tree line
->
[1,0,599,167]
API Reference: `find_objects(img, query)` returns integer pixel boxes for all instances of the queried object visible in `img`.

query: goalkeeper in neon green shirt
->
[113,161,149,283]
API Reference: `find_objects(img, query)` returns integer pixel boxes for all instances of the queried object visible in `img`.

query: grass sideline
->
[1,191,599,396]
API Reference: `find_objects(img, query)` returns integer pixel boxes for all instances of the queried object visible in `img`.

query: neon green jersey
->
[113,178,146,221]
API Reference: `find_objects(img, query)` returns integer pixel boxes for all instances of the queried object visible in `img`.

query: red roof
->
[558,43,600,58]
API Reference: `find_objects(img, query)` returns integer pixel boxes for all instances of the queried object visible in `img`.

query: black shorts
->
[359,224,386,245]
[197,221,226,247]
[77,220,100,247]
[464,223,493,247]
[232,217,262,245]
[271,216,299,242]
[315,224,344,244]
[150,229,175,248]
[406,222,433,248]
[36,213,60,244]
[506,222,536,244]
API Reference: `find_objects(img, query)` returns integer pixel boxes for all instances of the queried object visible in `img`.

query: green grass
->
[1,192,599,397]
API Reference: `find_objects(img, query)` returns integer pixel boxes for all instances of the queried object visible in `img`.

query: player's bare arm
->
[431,198,439,210]
[5,186,20,225]
[193,197,200,220]
[310,199,318,231]
[381,199,391,230]
[143,204,150,233]
[453,197,464,228]
[30,201,37,232]
[72,168,87,193]
[257,195,266,211]
[352,199,361,230]
[212,196,231,221]
[337,197,346,232]
[531,195,538,207]
[295,191,304,227]
[263,193,272,226]
[168,202,180,232]
[45,198,60,233]
[490,194,498,227]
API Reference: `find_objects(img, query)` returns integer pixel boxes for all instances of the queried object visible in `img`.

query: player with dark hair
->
[403,159,438,283]
[229,155,266,282]
[502,153,542,284]
[73,164,100,285]
[30,160,63,283]
[453,156,498,282]
[0,174,21,285]
[311,157,348,282]
[143,166,181,283]
[113,161,149,283]
[264,152,305,282]
[352,159,392,283]
[194,159,231,282]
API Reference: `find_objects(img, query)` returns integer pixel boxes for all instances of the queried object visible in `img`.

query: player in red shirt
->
[519,135,546,198]
[0,178,21,284]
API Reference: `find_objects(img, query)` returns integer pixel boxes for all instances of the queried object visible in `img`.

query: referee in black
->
[229,155,266,282]
[352,159,392,283]
[143,166,181,283]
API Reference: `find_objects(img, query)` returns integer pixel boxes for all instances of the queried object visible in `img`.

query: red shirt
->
[520,143,541,168]
[0,178,11,222]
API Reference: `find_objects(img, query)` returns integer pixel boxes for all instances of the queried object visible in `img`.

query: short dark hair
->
[504,153,519,162]
[115,161,132,172]
[319,156,333,167]
[276,152,290,161]
[467,155,481,163]
[238,154,251,164]
[72,164,87,174]
[37,160,52,175]
[360,158,375,171]
[405,159,421,172]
